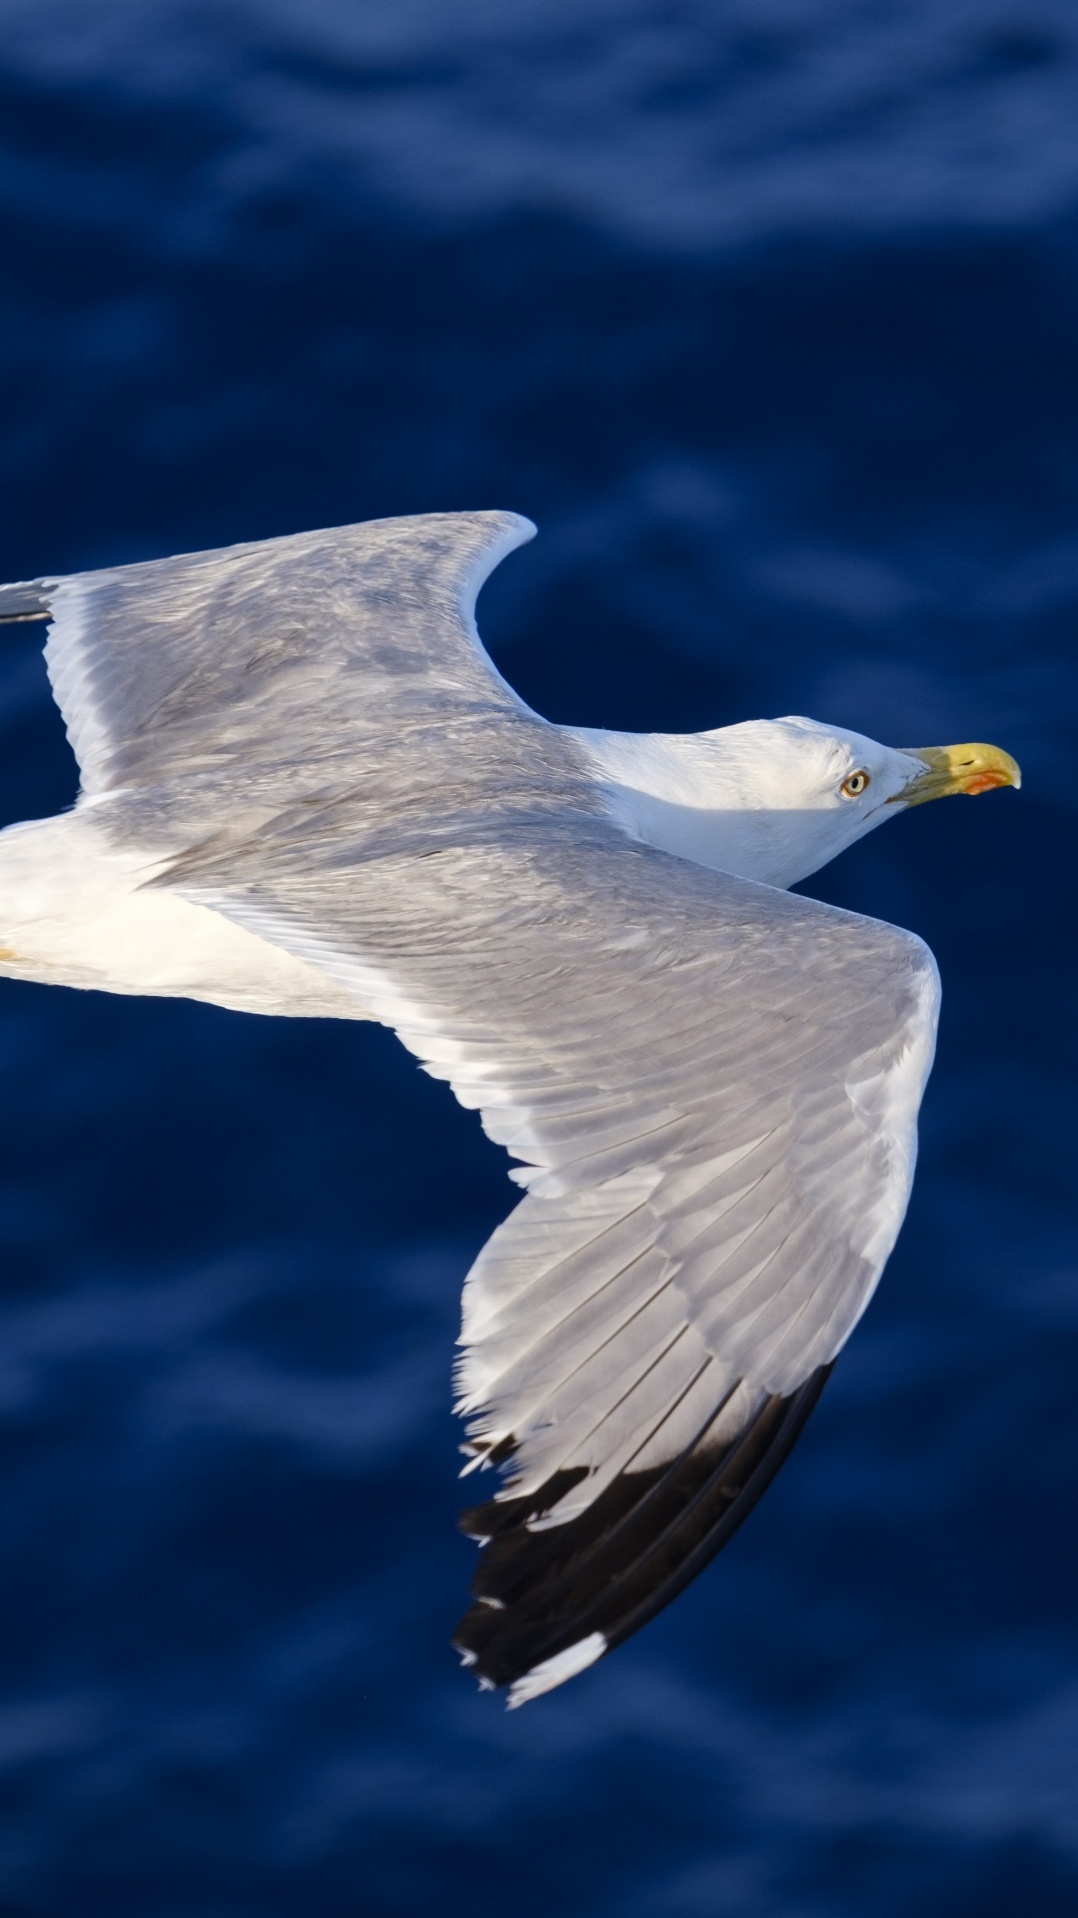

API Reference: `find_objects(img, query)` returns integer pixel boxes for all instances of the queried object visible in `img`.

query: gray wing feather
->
[0,583,50,622]
[4,512,541,824]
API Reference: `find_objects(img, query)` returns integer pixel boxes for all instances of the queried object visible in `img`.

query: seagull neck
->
[569,725,811,890]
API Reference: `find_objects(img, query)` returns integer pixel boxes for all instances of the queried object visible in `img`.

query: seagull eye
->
[840,770,870,798]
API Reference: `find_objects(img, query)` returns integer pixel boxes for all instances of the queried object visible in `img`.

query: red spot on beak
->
[962,770,1012,796]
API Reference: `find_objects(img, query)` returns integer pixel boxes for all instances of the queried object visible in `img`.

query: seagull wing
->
[168,830,939,1706]
[0,511,546,830]
[5,515,940,1703]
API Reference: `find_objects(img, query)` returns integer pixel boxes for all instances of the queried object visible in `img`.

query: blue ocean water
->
[0,5,1075,1912]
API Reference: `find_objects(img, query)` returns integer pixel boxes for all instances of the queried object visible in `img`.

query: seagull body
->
[0,512,1018,1705]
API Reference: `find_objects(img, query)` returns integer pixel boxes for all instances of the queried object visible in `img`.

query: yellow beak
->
[897,742,1022,807]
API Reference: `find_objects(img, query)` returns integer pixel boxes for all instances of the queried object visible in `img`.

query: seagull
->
[0,511,1019,1706]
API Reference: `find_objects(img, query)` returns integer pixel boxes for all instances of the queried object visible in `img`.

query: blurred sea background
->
[0,4,1075,1912]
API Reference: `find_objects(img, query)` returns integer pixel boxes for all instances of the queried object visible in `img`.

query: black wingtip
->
[453,1363,833,1696]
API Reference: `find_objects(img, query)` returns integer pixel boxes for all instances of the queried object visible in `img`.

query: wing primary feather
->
[459,1355,728,1609]
[460,1252,679,1448]
[453,1361,833,1693]
[0,582,50,622]
[596,1361,833,1653]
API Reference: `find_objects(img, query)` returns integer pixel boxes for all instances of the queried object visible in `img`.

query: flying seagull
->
[0,511,1018,1706]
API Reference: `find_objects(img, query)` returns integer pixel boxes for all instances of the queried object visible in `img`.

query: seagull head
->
[720,716,1022,883]
[575,715,1021,889]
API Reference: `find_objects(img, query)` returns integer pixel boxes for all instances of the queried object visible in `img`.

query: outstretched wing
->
[0,512,556,844]
[162,826,939,1706]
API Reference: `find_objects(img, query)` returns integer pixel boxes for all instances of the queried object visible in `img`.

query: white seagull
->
[0,512,1019,1706]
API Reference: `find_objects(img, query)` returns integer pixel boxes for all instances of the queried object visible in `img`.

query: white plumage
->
[0,511,1018,1702]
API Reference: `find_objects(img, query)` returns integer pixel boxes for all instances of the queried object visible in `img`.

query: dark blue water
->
[0,6,1075,1912]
